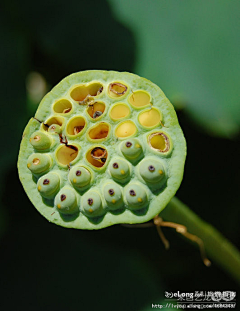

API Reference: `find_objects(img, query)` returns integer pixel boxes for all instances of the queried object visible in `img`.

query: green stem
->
[160,197,240,284]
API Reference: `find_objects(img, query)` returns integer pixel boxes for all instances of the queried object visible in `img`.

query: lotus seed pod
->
[37,172,60,199]
[30,131,52,150]
[27,153,51,175]
[69,166,91,189]
[81,190,104,217]
[120,138,143,163]
[18,70,186,229]
[109,158,131,184]
[54,187,78,215]
[124,183,148,210]
[139,158,166,185]
[103,182,124,210]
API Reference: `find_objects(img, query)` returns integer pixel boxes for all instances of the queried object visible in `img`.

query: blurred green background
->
[0,0,240,310]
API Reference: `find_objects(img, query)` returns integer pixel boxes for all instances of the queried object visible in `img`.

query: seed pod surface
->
[18,70,186,229]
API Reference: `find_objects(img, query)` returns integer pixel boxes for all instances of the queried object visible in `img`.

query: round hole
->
[53,99,72,114]
[66,116,86,136]
[129,90,151,108]
[88,122,110,140]
[87,102,105,119]
[138,108,161,128]
[86,146,108,168]
[109,103,130,121]
[115,121,137,138]
[56,145,79,166]
[70,82,103,102]
[108,82,128,98]
[148,132,171,153]
[42,116,64,131]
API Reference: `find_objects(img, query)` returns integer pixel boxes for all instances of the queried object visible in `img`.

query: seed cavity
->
[43,117,64,131]
[115,121,137,138]
[129,91,151,108]
[43,179,50,185]
[66,116,86,136]
[148,132,170,153]
[109,103,130,120]
[88,122,110,140]
[56,145,79,166]
[53,99,72,114]
[86,147,108,168]
[108,82,127,97]
[70,82,103,102]
[138,108,161,128]
[87,102,105,119]
[61,194,66,201]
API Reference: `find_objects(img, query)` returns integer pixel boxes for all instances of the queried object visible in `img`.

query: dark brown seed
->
[148,165,155,172]
[130,190,136,196]
[76,170,81,176]
[113,163,119,169]
[61,194,66,201]
[88,198,93,206]
[43,179,50,185]
[93,111,103,118]
[126,141,132,148]
[108,189,115,196]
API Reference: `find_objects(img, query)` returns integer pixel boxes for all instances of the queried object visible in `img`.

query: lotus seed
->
[103,182,123,210]
[37,172,60,199]
[109,158,131,184]
[27,153,51,175]
[54,187,78,215]
[82,190,104,217]
[124,183,148,210]
[139,157,166,186]
[69,166,91,189]
[121,138,143,164]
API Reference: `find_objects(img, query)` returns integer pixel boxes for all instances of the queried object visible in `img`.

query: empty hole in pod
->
[70,82,103,102]
[87,102,105,119]
[109,103,130,120]
[88,122,110,140]
[138,108,161,128]
[148,132,170,153]
[66,116,86,136]
[86,147,108,168]
[43,116,64,131]
[115,121,137,138]
[108,82,128,97]
[56,145,79,166]
[129,91,151,108]
[53,99,72,114]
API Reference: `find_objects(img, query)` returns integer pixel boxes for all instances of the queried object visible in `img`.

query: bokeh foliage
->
[0,0,240,310]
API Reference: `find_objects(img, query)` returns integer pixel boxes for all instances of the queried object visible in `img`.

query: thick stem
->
[160,197,240,284]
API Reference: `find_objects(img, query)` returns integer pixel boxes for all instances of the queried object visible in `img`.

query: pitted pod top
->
[18,70,186,230]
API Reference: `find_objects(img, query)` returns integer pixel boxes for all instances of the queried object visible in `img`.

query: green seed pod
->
[37,172,60,199]
[103,182,124,210]
[109,157,131,184]
[54,186,78,215]
[81,190,104,217]
[120,138,143,164]
[138,157,166,185]
[18,70,186,229]
[27,153,51,175]
[30,131,52,150]
[124,182,148,210]
[48,124,62,134]
[69,166,91,189]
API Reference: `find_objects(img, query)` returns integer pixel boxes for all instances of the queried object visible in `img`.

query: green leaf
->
[108,0,240,137]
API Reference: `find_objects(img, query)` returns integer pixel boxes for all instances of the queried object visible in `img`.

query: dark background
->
[0,1,240,310]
